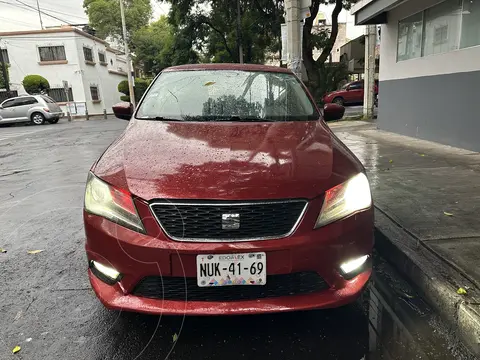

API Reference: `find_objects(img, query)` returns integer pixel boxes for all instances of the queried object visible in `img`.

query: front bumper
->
[84,197,374,315]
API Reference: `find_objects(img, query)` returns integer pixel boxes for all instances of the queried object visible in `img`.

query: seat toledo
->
[84,64,373,315]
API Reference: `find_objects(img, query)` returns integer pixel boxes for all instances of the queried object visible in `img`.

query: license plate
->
[196,252,266,287]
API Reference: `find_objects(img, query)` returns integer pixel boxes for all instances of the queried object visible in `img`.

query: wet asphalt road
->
[0,119,475,360]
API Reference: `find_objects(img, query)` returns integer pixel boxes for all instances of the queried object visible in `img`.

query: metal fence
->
[48,88,73,103]
[0,90,18,103]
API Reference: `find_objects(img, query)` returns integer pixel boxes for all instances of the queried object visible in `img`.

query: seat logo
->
[222,213,240,230]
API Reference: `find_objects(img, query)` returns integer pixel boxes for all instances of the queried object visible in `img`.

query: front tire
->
[47,118,59,124]
[31,113,45,125]
[332,97,344,106]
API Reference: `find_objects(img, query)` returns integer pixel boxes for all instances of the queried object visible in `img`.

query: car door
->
[15,97,39,121]
[347,81,364,104]
[0,98,22,123]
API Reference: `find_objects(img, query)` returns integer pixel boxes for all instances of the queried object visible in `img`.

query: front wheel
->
[332,97,344,106]
[31,113,45,125]
[47,118,59,124]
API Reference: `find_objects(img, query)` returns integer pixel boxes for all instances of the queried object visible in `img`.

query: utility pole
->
[286,0,302,79]
[236,0,244,64]
[0,45,10,93]
[363,24,376,119]
[36,0,44,30]
[119,0,135,107]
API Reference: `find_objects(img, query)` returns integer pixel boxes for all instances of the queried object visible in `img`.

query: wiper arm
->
[227,116,276,122]
[136,116,184,121]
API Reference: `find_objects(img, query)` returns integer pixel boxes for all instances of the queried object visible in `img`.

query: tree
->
[83,0,152,46]
[132,16,198,76]
[165,0,354,100]
[0,64,9,89]
[166,0,284,64]
[22,75,50,94]
[303,0,356,100]
[118,78,150,102]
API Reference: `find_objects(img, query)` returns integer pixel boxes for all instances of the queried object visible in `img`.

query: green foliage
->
[167,0,284,64]
[118,78,151,102]
[0,64,9,89]
[313,62,349,102]
[132,16,197,76]
[22,75,50,94]
[83,0,152,45]
[163,0,355,99]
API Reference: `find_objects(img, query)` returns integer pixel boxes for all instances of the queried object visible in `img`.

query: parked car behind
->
[0,95,64,125]
[84,63,373,316]
[323,80,379,106]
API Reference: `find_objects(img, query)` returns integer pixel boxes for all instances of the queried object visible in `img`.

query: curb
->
[374,209,480,356]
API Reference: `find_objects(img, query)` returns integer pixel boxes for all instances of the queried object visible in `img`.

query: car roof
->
[163,63,294,74]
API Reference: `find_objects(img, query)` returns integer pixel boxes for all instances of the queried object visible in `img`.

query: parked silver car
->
[0,95,64,125]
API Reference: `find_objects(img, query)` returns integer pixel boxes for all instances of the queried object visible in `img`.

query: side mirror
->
[112,102,133,121]
[323,103,345,122]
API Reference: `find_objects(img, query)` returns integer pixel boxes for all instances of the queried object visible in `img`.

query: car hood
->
[93,120,362,200]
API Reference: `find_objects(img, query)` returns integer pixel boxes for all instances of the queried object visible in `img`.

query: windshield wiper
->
[226,116,277,122]
[136,116,184,121]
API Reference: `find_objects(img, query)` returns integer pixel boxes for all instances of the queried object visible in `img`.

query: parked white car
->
[0,95,64,125]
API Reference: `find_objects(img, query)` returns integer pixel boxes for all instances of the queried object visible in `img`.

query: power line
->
[1,0,74,24]
[0,15,39,27]
[0,0,87,21]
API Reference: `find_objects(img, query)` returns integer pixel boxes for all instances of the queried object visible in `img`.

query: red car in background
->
[84,64,374,316]
[323,80,379,106]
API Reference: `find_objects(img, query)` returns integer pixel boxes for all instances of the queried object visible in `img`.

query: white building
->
[0,26,128,116]
[351,0,480,152]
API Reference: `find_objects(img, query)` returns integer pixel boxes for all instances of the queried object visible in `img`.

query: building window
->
[397,12,423,61]
[83,47,94,62]
[433,25,449,45]
[98,51,106,64]
[0,48,9,64]
[422,0,462,56]
[38,46,66,62]
[48,87,74,102]
[90,86,100,101]
[460,0,480,49]
[397,0,480,61]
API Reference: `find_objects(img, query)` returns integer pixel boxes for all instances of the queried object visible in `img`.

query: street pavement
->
[331,121,480,356]
[343,105,378,118]
[0,119,475,359]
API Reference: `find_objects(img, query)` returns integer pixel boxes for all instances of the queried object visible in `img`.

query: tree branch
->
[316,0,343,65]
[200,18,234,59]
[303,0,321,80]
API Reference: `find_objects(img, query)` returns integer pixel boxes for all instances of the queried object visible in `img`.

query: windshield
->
[135,70,319,122]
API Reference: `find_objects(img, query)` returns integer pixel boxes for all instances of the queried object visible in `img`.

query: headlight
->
[84,172,145,233]
[315,173,372,228]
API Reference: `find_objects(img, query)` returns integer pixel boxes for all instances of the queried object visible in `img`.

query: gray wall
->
[377,71,480,152]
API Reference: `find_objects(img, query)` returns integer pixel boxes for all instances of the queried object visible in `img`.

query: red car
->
[323,80,379,106]
[84,64,373,316]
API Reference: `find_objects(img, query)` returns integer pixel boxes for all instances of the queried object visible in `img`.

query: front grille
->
[132,272,328,302]
[150,200,307,241]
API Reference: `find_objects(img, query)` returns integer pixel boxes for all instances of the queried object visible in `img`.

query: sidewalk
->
[330,121,480,356]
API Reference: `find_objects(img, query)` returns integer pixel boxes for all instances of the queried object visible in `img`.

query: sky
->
[0,0,363,40]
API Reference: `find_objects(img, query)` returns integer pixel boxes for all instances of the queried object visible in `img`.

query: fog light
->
[90,260,121,284]
[340,255,369,275]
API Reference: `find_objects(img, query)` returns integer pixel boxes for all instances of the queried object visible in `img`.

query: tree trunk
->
[303,0,321,90]
[316,0,343,65]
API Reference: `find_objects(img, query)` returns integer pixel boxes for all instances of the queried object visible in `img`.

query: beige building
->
[312,11,348,62]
